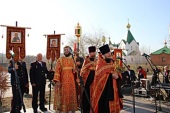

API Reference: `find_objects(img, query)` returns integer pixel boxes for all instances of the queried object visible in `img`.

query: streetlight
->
[75,22,82,54]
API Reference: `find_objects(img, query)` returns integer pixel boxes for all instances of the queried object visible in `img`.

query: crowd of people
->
[122,63,170,101]
[7,44,170,113]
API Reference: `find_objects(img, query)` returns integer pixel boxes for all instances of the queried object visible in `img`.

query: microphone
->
[9,50,15,57]
[142,53,150,57]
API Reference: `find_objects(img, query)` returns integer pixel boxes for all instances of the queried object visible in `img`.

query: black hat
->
[99,44,110,55]
[88,46,96,53]
[137,66,142,69]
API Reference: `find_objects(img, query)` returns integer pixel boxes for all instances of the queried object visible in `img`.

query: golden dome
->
[127,23,131,29]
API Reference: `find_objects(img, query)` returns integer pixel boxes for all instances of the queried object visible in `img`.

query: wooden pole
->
[0,25,31,29]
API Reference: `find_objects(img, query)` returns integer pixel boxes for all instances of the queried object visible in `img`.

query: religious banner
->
[6,27,26,61]
[114,49,123,67]
[1,22,30,61]
[46,34,64,62]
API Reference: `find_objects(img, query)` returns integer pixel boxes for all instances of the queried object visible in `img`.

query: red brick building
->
[150,45,170,66]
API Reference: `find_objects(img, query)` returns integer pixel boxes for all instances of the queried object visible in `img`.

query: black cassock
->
[82,70,95,113]
[98,58,123,113]
[97,74,123,113]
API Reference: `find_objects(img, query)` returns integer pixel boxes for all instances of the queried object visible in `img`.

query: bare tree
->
[140,45,150,55]
[67,29,105,57]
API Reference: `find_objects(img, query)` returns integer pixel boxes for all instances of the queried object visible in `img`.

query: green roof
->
[119,39,126,45]
[127,30,135,44]
[109,40,112,45]
[151,46,170,55]
[122,39,126,44]
[112,43,118,47]
[108,39,119,48]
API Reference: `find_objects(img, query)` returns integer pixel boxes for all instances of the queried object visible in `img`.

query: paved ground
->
[121,95,170,113]
[2,95,170,113]
[2,75,170,113]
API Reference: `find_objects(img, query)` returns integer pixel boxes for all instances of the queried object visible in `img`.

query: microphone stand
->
[11,55,26,112]
[71,54,94,113]
[147,56,166,112]
[143,55,158,113]
[143,55,165,113]
[119,58,135,113]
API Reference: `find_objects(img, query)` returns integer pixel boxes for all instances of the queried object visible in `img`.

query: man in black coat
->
[30,53,50,113]
[8,57,29,113]
[163,66,170,98]
[123,65,136,87]
[163,66,170,83]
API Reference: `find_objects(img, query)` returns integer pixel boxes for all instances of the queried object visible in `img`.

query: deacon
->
[74,52,84,70]
[8,57,29,113]
[30,53,49,113]
[53,46,78,113]
[80,46,97,113]
[74,52,84,108]
[91,44,123,113]
[163,66,170,83]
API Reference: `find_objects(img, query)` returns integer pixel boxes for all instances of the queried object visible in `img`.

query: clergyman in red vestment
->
[91,44,123,113]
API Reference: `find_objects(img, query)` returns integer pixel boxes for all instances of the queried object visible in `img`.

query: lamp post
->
[75,23,82,55]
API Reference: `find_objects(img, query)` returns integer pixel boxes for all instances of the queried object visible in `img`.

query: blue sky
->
[0,0,170,55]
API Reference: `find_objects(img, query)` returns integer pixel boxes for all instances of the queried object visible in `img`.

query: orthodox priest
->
[53,46,78,113]
[91,44,123,113]
[80,46,97,113]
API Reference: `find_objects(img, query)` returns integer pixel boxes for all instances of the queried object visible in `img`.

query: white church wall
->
[126,40,140,55]
[123,55,147,65]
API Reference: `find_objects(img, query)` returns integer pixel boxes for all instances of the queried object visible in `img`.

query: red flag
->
[74,43,77,53]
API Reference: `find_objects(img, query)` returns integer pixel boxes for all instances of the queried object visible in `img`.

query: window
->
[161,56,165,62]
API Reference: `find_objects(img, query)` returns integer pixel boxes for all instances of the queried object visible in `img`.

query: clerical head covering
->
[99,44,110,55]
[88,46,96,53]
